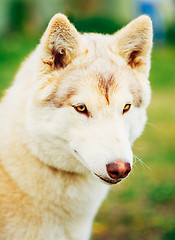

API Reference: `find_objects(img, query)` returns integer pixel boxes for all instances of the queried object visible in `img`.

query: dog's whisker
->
[133,155,152,171]
[146,121,159,131]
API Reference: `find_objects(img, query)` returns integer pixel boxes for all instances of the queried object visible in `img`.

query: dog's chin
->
[94,173,122,185]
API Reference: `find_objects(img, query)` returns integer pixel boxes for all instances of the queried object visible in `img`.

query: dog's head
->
[26,14,153,184]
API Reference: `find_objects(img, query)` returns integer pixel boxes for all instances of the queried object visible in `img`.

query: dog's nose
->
[106,160,131,179]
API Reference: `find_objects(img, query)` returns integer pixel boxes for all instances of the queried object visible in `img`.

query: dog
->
[0,13,153,240]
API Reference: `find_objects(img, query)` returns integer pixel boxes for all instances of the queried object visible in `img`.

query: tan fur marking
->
[128,50,141,68]
[39,78,55,90]
[85,49,89,54]
[130,88,143,107]
[97,73,118,105]
[45,88,77,108]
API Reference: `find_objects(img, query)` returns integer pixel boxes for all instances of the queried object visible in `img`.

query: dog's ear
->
[110,15,153,75]
[40,14,79,71]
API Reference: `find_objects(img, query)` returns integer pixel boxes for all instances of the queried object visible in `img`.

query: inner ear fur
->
[40,13,79,71]
[111,15,153,74]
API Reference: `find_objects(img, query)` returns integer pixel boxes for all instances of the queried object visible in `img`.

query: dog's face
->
[26,14,152,184]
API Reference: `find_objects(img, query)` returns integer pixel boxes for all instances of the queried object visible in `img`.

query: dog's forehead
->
[70,58,137,107]
[81,33,112,57]
[44,58,141,110]
[85,58,136,93]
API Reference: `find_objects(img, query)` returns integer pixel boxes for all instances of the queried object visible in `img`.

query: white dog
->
[0,14,152,240]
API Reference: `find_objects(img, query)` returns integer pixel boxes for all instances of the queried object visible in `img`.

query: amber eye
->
[73,104,88,114]
[123,104,131,114]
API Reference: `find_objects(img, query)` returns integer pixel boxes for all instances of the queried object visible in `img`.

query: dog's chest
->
[36,177,109,240]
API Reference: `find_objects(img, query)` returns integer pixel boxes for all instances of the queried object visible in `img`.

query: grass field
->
[0,35,175,240]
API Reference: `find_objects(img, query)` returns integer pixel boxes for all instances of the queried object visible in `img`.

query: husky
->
[0,13,152,240]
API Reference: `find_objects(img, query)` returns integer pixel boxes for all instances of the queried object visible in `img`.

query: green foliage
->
[8,1,28,32]
[162,230,175,240]
[69,16,122,34]
[0,34,39,96]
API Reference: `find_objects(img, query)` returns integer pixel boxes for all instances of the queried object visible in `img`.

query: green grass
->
[0,35,175,240]
[150,47,175,90]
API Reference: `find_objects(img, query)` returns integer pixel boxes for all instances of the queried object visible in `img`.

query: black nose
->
[106,160,131,179]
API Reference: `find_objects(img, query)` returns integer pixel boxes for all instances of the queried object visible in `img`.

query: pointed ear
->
[110,15,153,75]
[40,14,79,71]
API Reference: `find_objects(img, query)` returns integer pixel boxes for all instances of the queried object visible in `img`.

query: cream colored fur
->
[0,14,153,240]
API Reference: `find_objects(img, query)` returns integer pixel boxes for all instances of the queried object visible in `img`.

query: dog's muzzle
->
[95,160,131,185]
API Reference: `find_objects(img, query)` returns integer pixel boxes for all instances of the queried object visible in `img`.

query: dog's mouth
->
[94,173,122,185]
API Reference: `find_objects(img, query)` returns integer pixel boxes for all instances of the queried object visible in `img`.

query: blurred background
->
[0,0,175,239]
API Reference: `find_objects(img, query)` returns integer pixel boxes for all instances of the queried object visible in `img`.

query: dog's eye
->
[73,104,88,115]
[123,104,131,114]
